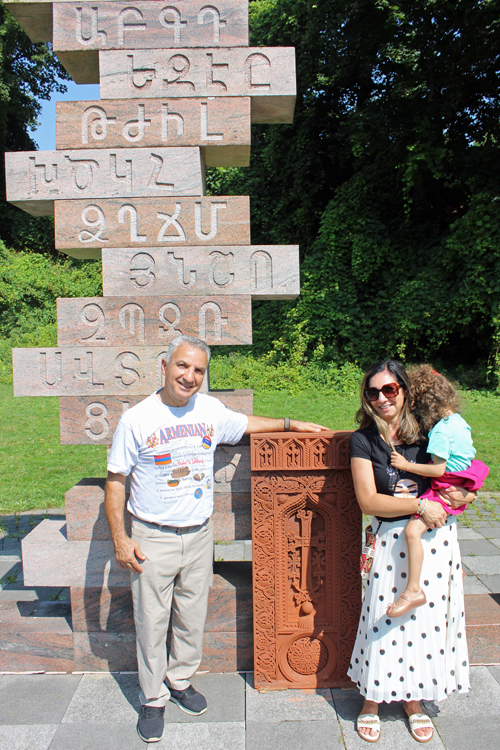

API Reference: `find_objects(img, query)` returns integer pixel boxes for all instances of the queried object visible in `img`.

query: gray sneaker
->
[136,705,165,743]
[169,685,207,715]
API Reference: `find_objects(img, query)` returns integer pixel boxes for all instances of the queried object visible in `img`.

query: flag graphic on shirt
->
[154,453,172,466]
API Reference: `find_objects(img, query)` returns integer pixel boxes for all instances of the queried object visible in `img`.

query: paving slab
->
[457,528,484,540]
[433,715,500,750]
[423,665,500,717]
[246,719,342,749]
[463,576,491,594]
[0,674,82,725]
[332,691,445,749]
[163,672,245,723]
[49,722,145,750]
[482,528,500,538]
[0,560,22,581]
[0,724,59,750]
[488,665,500,685]
[62,673,140,724]
[245,674,336,722]
[459,540,500,556]
[476,574,500,593]
[461,556,500,575]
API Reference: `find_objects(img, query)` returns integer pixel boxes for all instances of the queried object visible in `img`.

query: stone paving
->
[1,496,499,749]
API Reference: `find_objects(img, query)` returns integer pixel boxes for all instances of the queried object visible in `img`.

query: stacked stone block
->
[4,0,297,671]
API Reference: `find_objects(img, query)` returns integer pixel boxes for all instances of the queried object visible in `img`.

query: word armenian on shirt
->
[108,391,248,526]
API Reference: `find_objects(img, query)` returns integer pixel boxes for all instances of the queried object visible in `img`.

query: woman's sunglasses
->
[365,382,401,402]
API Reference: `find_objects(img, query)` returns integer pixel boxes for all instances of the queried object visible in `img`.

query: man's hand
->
[114,535,146,573]
[245,415,329,434]
[289,419,329,433]
[105,471,146,574]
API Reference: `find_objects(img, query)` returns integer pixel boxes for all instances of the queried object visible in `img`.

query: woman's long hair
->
[356,359,422,445]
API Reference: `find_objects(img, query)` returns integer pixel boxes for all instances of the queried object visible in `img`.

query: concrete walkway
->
[0,667,499,750]
[1,494,499,749]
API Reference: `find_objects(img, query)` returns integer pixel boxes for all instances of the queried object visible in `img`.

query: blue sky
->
[32,81,100,151]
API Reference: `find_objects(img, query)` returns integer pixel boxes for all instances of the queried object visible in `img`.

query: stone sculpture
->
[3,0,298,673]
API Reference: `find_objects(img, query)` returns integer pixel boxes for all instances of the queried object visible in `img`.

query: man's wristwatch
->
[284,417,290,431]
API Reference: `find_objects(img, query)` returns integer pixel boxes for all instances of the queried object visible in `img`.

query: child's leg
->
[386,516,428,618]
[405,515,429,593]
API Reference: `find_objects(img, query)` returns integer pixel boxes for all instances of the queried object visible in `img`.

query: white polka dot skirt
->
[348,516,470,703]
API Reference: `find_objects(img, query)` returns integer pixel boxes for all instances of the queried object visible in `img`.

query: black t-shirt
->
[350,425,430,519]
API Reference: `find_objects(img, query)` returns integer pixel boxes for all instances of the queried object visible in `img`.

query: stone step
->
[464,593,500,665]
[64,478,252,542]
[0,601,74,672]
[70,562,252,633]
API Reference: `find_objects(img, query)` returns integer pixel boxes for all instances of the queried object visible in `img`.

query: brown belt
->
[135,517,209,534]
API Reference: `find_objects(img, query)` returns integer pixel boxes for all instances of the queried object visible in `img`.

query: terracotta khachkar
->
[251,432,361,688]
[3,0,300,673]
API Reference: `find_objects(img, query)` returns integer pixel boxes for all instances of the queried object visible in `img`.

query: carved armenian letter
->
[5,147,205,216]
[54,196,250,254]
[12,346,209,397]
[56,97,251,166]
[101,245,300,299]
[53,2,249,49]
[251,432,361,689]
[59,390,253,445]
[56,295,252,346]
[7,1,248,46]
[98,47,296,123]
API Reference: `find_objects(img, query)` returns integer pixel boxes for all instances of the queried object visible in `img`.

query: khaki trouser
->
[130,516,213,707]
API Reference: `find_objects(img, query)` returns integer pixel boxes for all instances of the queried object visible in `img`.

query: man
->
[105,335,328,742]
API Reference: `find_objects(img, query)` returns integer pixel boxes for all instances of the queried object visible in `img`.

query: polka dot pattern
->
[348,517,470,703]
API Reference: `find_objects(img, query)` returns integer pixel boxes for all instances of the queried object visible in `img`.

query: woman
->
[348,360,471,743]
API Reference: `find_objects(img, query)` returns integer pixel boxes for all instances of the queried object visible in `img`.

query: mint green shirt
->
[427,413,475,472]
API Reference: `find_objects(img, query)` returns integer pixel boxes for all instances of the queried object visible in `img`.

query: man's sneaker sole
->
[169,695,207,716]
[137,727,163,743]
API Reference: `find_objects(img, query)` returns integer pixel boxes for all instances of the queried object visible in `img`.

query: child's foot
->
[386,590,426,618]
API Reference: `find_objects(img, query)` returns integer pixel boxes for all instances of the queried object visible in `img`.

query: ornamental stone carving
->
[251,431,361,688]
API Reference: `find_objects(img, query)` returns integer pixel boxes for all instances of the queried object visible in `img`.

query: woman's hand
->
[421,499,448,528]
[437,486,474,510]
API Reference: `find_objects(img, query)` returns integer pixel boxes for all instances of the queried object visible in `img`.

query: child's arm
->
[391,451,447,477]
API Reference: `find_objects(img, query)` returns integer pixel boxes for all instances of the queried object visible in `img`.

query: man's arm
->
[105,471,146,573]
[244,415,329,434]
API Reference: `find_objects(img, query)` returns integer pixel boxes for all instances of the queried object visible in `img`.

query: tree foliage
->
[0,2,70,252]
[210,0,500,382]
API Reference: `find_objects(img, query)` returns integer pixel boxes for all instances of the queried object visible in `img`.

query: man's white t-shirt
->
[107,391,248,526]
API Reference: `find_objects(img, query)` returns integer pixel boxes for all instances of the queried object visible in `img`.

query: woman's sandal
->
[356,713,380,743]
[386,590,427,618]
[408,713,434,743]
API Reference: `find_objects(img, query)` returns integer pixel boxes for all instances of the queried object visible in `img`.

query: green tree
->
[212,0,500,380]
[0,1,70,252]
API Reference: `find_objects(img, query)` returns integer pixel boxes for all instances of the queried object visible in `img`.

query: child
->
[386,365,488,618]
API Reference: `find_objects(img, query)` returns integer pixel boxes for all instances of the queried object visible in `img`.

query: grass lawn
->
[0,384,498,514]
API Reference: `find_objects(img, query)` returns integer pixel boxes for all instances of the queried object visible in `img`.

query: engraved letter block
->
[251,432,361,689]
[13,346,208,397]
[56,97,251,166]
[99,47,296,123]
[54,196,250,255]
[56,295,252,346]
[101,245,300,300]
[5,147,204,216]
[59,390,253,445]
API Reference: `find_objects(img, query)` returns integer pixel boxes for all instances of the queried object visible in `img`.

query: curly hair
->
[356,359,422,445]
[409,365,460,434]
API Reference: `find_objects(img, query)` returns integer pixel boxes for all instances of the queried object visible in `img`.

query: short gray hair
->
[163,335,211,367]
